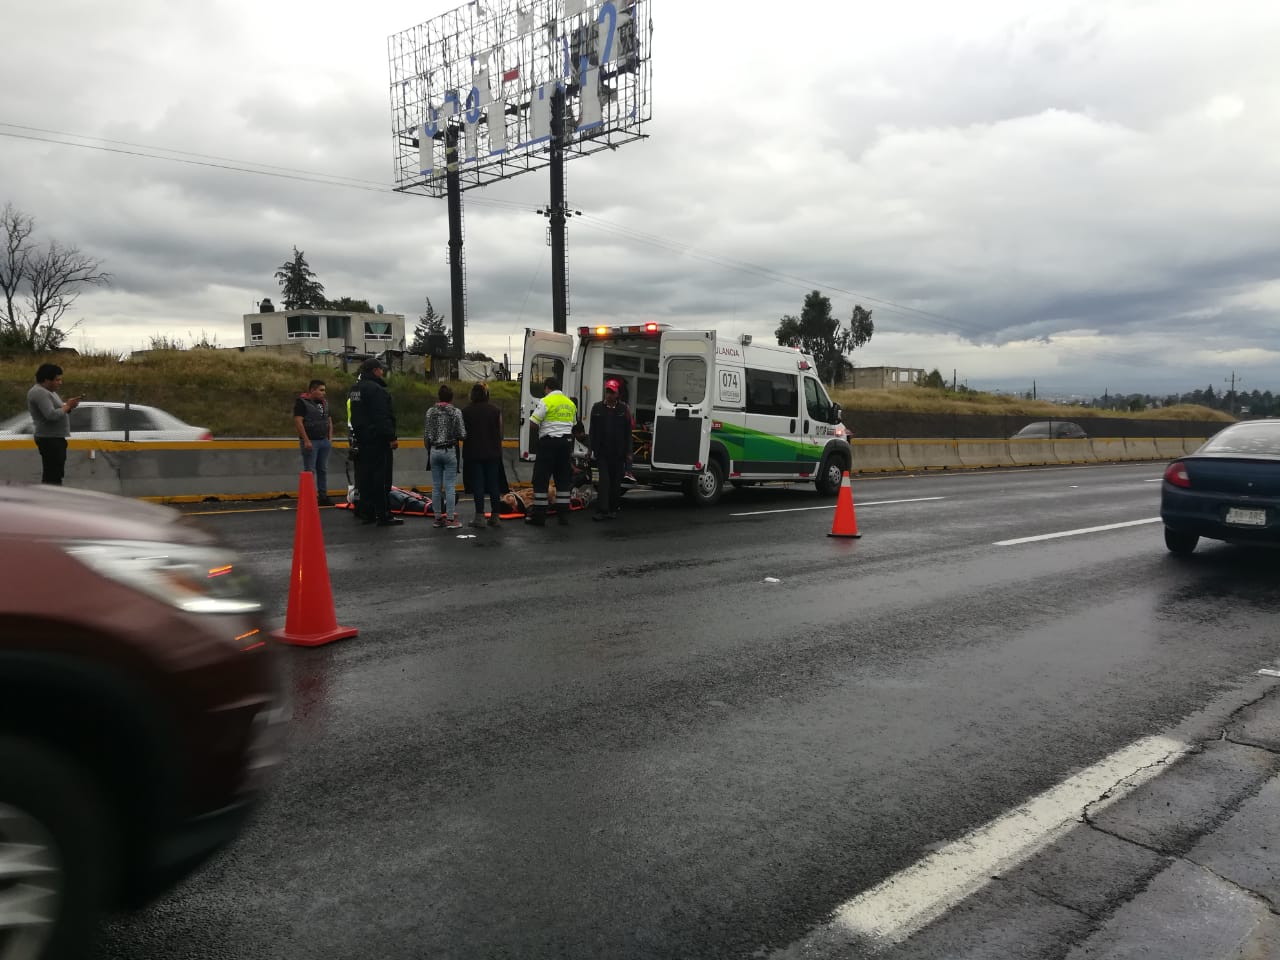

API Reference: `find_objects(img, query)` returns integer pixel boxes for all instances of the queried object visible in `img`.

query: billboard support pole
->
[446,124,467,359]
[549,87,568,335]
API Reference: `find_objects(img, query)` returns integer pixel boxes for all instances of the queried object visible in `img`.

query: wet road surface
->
[96,463,1280,959]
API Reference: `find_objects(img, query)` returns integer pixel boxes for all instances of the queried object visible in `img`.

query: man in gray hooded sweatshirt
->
[27,362,83,485]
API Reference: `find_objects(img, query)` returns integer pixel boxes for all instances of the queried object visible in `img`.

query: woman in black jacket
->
[461,382,504,527]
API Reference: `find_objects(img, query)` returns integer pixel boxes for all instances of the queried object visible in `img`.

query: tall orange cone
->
[271,472,359,646]
[828,470,862,539]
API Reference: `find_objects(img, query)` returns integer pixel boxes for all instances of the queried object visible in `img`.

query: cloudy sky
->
[2,0,1278,396]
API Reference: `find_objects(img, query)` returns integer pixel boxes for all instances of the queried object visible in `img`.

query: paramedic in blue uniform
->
[527,375,576,526]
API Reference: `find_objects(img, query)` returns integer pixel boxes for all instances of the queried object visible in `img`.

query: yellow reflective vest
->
[531,390,576,438]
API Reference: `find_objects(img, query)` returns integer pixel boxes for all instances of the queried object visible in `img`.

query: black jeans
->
[596,457,625,514]
[355,442,393,520]
[469,457,503,517]
[35,437,67,485]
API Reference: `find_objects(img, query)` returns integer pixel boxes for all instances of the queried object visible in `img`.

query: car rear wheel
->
[0,737,115,960]
[1163,527,1199,555]
[682,459,725,507]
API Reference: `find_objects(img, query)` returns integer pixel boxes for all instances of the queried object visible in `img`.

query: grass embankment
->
[0,351,522,437]
[0,350,1230,435]
[828,386,1232,423]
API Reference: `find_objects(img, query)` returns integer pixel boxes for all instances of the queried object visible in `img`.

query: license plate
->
[1225,507,1267,526]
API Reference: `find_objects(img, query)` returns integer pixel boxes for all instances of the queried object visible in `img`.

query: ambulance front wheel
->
[815,453,847,496]
[682,459,725,507]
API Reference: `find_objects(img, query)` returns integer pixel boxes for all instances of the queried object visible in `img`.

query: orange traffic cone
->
[271,472,359,647]
[828,470,862,539]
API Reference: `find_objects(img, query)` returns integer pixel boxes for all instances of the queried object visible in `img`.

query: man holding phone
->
[26,362,82,485]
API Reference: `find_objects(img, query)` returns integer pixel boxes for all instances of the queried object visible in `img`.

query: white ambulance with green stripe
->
[520,323,852,506]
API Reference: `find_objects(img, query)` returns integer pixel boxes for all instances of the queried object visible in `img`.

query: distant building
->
[851,366,925,390]
[242,307,407,356]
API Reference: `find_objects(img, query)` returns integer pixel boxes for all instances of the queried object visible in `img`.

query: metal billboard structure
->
[388,1,652,342]
[389,0,651,195]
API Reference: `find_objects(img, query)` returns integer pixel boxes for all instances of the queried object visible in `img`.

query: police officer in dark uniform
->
[348,358,402,527]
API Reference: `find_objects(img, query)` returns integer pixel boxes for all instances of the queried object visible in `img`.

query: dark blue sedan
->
[1161,420,1280,554]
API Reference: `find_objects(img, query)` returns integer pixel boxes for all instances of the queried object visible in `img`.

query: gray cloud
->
[2,0,1279,394]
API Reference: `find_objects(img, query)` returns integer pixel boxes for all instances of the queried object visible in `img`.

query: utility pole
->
[548,89,567,334]
[952,369,957,391]
[1224,371,1241,416]
[445,124,466,360]
[537,89,581,337]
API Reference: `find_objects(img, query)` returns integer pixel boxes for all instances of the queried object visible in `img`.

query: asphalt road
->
[95,463,1280,959]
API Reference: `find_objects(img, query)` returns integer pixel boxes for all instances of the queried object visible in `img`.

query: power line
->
[0,122,390,188]
[0,129,399,193]
[0,122,971,332]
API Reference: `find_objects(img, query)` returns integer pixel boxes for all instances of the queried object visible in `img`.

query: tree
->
[921,369,947,390]
[464,350,494,361]
[774,291,874,383]
[325,296,374,312]
[0,202,109,351]
[409,297,450,354]
[274,247,326,309]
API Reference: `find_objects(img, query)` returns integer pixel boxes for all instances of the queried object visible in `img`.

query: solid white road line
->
[994,517,1161,546]
[831,734,1188,945]
[731,497,945,518]
[1258,669,1280,678]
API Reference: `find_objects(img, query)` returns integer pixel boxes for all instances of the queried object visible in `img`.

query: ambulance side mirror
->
[829,403,843,425]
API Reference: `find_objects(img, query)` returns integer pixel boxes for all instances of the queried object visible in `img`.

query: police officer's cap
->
[360,358,386,376]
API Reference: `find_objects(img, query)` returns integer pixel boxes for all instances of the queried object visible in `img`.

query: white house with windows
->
[242,306,407,355]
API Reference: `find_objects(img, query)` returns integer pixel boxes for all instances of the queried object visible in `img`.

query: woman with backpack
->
[423,384,467,529]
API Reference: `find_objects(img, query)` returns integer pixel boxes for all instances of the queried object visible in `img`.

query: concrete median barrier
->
[1124,437,1160,460]
[849,439,903,473]
[896,438,963,471]
[956,440,1015,468]
[0,437,529,501]
[1053,438,1096,463]
[1008,439,1057,466]
[0,432,1207,499]
[1089,438,1131,462]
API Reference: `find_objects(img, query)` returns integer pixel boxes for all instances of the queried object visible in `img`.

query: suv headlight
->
[62,540,263,614]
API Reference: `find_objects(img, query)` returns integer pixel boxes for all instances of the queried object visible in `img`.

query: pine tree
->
[274,247,326,309]
[409,297,450,354]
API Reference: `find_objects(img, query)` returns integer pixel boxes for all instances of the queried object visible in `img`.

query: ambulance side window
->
[745,369,798,418]
[528,356,564,399]
[804,377,832,423]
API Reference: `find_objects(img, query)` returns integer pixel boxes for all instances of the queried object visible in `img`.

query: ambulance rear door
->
[650,329,714,471]
[519,328,574,460]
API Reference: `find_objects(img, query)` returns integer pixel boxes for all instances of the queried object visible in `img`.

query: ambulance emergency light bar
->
[388,0,653,197]
[579,322,662,337]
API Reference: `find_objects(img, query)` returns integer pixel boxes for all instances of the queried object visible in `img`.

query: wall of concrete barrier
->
[0,438,532,501]
[0,435,1208,501]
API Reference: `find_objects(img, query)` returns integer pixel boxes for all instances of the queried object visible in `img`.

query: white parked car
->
[0,402,213,441]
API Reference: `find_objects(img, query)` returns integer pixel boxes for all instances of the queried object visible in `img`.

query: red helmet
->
[604,378,621,393]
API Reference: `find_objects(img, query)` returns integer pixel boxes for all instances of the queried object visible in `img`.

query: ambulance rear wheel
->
[815,453,847,496]
[683,459,724,507]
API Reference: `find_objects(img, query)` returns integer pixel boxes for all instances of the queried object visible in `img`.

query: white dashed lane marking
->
[994,518,1161,546]
[731,497,945,518]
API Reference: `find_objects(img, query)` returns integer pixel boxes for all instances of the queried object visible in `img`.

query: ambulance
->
[519,323,852,506]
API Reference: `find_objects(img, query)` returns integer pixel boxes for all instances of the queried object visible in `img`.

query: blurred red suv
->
[0,485,284,959]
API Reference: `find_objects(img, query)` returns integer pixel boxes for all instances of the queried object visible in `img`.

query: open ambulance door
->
[519,328,574,460]
[650,329,715,471]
